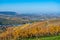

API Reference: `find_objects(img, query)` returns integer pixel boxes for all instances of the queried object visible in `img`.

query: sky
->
[0,0,60,13]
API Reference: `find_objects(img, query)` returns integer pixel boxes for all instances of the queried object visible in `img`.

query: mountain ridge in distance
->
[0,11,17,15]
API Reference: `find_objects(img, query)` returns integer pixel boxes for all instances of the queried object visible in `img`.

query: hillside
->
[0,19,60,40]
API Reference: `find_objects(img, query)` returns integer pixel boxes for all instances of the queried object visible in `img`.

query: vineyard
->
[0,19,60,40]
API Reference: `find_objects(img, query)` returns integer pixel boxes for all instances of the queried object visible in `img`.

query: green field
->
[17,35,60,40]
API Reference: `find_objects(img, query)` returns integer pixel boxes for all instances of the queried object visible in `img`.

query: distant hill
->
[0,11,17,15]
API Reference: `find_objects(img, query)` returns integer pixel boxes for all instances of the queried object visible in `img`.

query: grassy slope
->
[0,19,60,40]
[18,35,60,40]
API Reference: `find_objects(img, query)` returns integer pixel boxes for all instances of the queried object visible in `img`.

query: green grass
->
[17,35,60,40]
